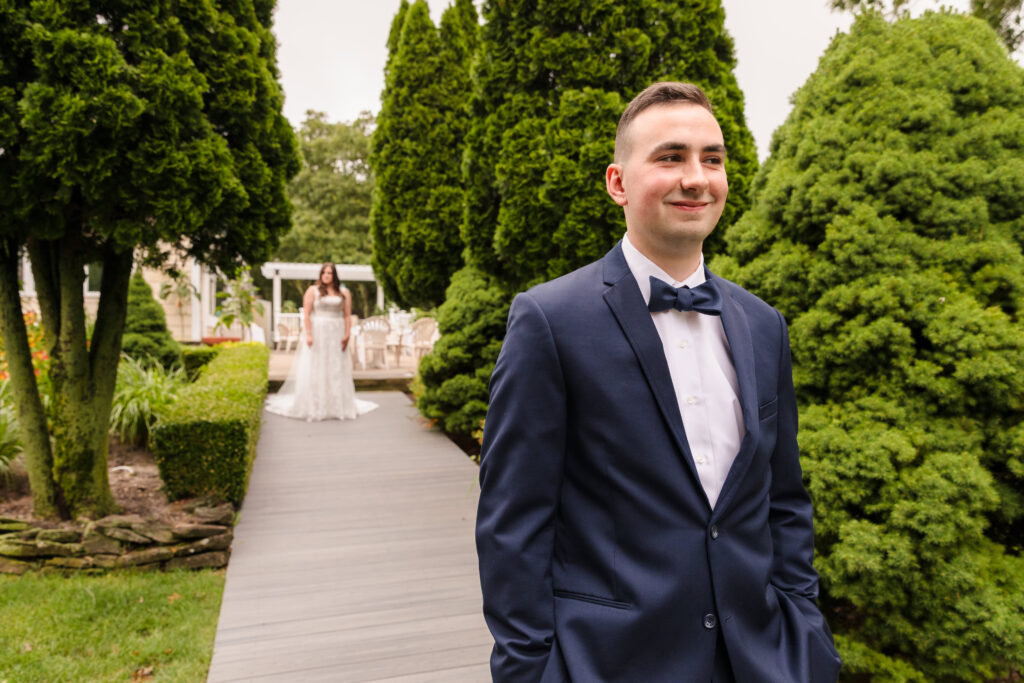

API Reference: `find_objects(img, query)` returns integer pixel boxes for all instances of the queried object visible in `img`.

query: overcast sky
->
[272,0,980,160]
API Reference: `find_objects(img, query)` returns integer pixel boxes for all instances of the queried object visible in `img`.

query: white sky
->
[272,0,982,160]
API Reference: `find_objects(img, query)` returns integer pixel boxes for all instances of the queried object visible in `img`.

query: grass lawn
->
[0,569,225,682]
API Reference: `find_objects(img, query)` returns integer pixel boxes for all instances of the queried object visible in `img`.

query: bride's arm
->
[342,288,352,351]
[303,286,315,347]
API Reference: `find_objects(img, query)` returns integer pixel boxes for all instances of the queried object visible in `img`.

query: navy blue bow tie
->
[648,276,723,315]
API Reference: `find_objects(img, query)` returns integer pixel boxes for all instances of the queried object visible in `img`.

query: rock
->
[36,529,82,543]
[0,522,30,534]
[34,541,84,557]
[0,557,35,574]
[175,531,233,557]
[171,523,227,540]
[0,539,42,558]
[91,555,120,569]
[131,522,175,544]
[103,527,153,545]
[117,546,175,568]
[191,504,234,526]
[82,530,121,556]
[94,514,145,529]
[182,497,221,513]
[165,551,229,570]
[45,557,94,570]
[14,528,39,540]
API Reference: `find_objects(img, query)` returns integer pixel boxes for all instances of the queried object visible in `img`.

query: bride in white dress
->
[266,263,378,420]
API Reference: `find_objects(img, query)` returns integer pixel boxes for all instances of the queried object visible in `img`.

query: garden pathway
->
[206,391,492,682]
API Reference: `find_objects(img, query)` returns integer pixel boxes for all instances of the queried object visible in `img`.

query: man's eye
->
[658,154,680,162]
[704,156,723,165]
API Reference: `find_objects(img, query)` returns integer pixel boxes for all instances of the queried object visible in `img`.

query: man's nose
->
[679,159,709,193]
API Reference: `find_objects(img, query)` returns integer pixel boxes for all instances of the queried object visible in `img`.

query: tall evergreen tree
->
[720,12,1024,678]
[419,0,758,440]
[368,1,409,307]
[370,0,477,310]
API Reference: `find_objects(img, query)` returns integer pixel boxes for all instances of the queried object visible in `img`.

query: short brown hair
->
[614,82,714,161]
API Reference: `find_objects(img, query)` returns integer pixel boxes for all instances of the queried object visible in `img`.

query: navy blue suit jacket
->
[476,243,841,682]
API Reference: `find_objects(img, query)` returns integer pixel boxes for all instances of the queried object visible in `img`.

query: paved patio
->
[206,391,491,682]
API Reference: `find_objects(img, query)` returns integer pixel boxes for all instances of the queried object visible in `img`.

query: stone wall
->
[0,503,235,575]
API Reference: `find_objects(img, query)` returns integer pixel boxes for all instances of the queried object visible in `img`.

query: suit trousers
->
[713,629,735,683]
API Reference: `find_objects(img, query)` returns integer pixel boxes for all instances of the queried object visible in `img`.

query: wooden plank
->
[207,391,492,682]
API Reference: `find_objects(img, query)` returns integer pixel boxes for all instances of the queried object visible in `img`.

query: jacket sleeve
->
[768,310,820,603]
[476,292,568,683]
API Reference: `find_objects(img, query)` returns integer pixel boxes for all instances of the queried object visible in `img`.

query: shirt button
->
[685,395,697,405]
[696,456,706,465]
[710,525,719,540]
[678,340,688,349]
[703,613,717,629]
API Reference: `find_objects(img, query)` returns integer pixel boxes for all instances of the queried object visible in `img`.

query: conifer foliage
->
[121,273,182,370]
[721,12,1024,678]
[370,0,478,310]
[417,0,758,440]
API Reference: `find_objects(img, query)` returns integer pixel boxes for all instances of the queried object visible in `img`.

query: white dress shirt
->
[621,234,745,509]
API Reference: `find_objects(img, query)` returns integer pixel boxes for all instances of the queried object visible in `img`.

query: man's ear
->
[606,163,627,207]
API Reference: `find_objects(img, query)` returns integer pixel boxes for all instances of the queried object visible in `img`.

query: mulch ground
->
[0,441,197,529]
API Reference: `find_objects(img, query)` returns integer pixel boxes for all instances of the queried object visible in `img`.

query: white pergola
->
[260,261,383,343]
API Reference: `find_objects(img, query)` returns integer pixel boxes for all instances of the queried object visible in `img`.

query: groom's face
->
[606,103,728,259]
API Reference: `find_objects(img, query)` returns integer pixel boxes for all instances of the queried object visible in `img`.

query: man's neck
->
[625,233,703,282]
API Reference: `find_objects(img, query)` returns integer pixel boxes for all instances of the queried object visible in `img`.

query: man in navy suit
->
[475,82,841,682]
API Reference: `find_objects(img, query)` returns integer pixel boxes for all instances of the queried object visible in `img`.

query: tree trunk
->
[0,239,62,518]
[30,236,133,519]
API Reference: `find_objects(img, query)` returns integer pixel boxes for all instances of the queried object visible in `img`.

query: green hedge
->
[150,343,268,504]
[181,346,220,381]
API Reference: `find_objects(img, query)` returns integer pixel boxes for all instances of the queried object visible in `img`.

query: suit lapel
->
[601,245,704,493]
[710,272,760,519]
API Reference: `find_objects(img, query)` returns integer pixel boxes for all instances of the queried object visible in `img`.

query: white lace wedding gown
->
[265,290,378,420]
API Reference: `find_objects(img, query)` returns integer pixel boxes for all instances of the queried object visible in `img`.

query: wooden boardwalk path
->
[206,391,492,682]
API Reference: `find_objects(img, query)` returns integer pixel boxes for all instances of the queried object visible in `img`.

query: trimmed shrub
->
[417,267,510,437]
[150,343,268,504]
[121,272,182,369]
[719,11,1024,679]
[181,345,220,381]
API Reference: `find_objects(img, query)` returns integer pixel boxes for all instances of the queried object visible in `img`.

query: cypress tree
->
[121,272,182,369]
[368,0,409,307]
[370,0,477,310]
[419,0,758,440]
[720,11,1024,679]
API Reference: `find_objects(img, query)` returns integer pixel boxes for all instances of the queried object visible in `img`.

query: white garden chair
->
[359,316,391,369]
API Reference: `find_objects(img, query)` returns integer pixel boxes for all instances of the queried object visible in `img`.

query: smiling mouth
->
[670,201,709,211]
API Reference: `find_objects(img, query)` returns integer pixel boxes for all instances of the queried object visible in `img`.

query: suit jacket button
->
[703,613,717,629]
[710,525,719,539]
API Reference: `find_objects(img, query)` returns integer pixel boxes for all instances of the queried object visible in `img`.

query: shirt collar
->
[621,233,705,305]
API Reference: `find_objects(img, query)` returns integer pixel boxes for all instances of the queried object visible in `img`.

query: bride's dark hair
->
[318,263,341,296]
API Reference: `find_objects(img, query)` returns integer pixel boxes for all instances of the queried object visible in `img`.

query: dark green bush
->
[417,266,509,438]
[181,346,220,381]
[719,11,1024,679]
[121,272,182,369]
[150,343,268,504]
